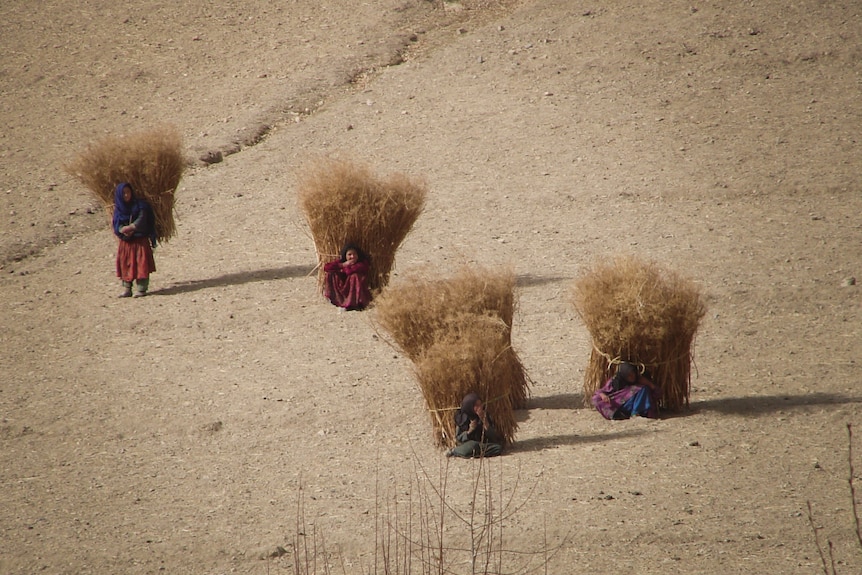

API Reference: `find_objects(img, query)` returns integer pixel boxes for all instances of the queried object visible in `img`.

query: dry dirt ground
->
[2,1,862,574]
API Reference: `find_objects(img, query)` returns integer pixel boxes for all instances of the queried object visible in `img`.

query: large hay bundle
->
[297,157,427,293]
[65,125,185,243]
[374,265,529,447]
[373,266,518,361]
[571,255,707,411]
[414,316,520,447]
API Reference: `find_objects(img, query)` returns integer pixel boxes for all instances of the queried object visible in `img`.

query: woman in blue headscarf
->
[112,182,157,297]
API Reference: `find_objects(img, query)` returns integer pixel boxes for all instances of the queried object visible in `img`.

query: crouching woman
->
[448,392,503,458]
[323,243,372,311]
[592,362,661,420]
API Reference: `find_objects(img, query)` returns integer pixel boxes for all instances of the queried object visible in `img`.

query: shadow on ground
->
[514,393,584,427]
[690,392,862,415]
[153,264,316,296]
[516,273,569,288]
[510,429,647,453]
[520,391,861,424]
[526,393,584,410]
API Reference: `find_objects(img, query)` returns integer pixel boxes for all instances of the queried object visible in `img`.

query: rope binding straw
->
[592,345,648,375]
[592,343,695,375]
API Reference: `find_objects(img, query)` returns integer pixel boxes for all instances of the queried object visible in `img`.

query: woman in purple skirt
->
[592,362,660,420]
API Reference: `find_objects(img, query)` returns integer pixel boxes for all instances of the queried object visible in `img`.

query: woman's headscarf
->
[112,183,157,246]
[455,392,481,428]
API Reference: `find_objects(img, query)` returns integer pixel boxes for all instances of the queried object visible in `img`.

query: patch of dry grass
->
[274,454,563,574]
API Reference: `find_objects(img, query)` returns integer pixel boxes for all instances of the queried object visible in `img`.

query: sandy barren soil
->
[2,1,861,574]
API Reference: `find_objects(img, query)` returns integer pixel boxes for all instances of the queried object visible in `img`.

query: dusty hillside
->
[2,1,861,574]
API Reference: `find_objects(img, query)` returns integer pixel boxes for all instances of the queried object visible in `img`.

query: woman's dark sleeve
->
[454,412,470,444]
[481,417,503,445]
[127,203,155,237]
[130,210,147,232]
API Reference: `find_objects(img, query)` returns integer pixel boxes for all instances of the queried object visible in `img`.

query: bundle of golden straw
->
[297,157,427,294]
[374,266,528,447]
[414,317,520,447]
[66,125,185,243]
[571,255,707,411]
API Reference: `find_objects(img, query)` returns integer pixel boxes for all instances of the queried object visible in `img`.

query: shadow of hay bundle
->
[297,157,427,293]
[571,255,707,411]
[374,266,529,447]
[65,125,185,243]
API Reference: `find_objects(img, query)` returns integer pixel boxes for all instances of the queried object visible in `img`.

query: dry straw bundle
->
[297,157,427,293]
[571,255,707,411]
[66,125,185,243]
[414,317,520,447]
[374,265,528,447]
[373,266,518,361]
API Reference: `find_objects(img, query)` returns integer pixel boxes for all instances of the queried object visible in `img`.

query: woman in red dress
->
[113,183,157,298]
[323,243,372,311]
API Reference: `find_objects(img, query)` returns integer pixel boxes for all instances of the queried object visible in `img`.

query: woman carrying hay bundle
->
[65,125,184,297]
[323,243,372,311]
[592,362,661,420]
[447,392,503,458]
[113,183,157,298]
[572,255,706,412]
[297,157,427,295]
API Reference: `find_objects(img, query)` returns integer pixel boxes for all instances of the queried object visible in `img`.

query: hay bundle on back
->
[297,157,427,294]
[571,255,707,411]
[375,266,528,409]
[373,266,518,359]
[414,315,520,447]
[374,265,528,447]
[66,125,185,243]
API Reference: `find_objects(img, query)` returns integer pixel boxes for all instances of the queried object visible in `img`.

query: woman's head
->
[344,248,358,265]
[616,362,638,383]
[340,243,367,263]
[115,182,133,204]
[455,392,482,428]
[460,392,481,416]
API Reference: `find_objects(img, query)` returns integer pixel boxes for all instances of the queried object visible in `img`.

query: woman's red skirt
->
[116,237,156,281]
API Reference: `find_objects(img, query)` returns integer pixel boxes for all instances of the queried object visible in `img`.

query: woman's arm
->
[119,207,149,237]
[342,261,369,275]
[456,418,481,443]
[638,375,656,390]
[130,209,146,231]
